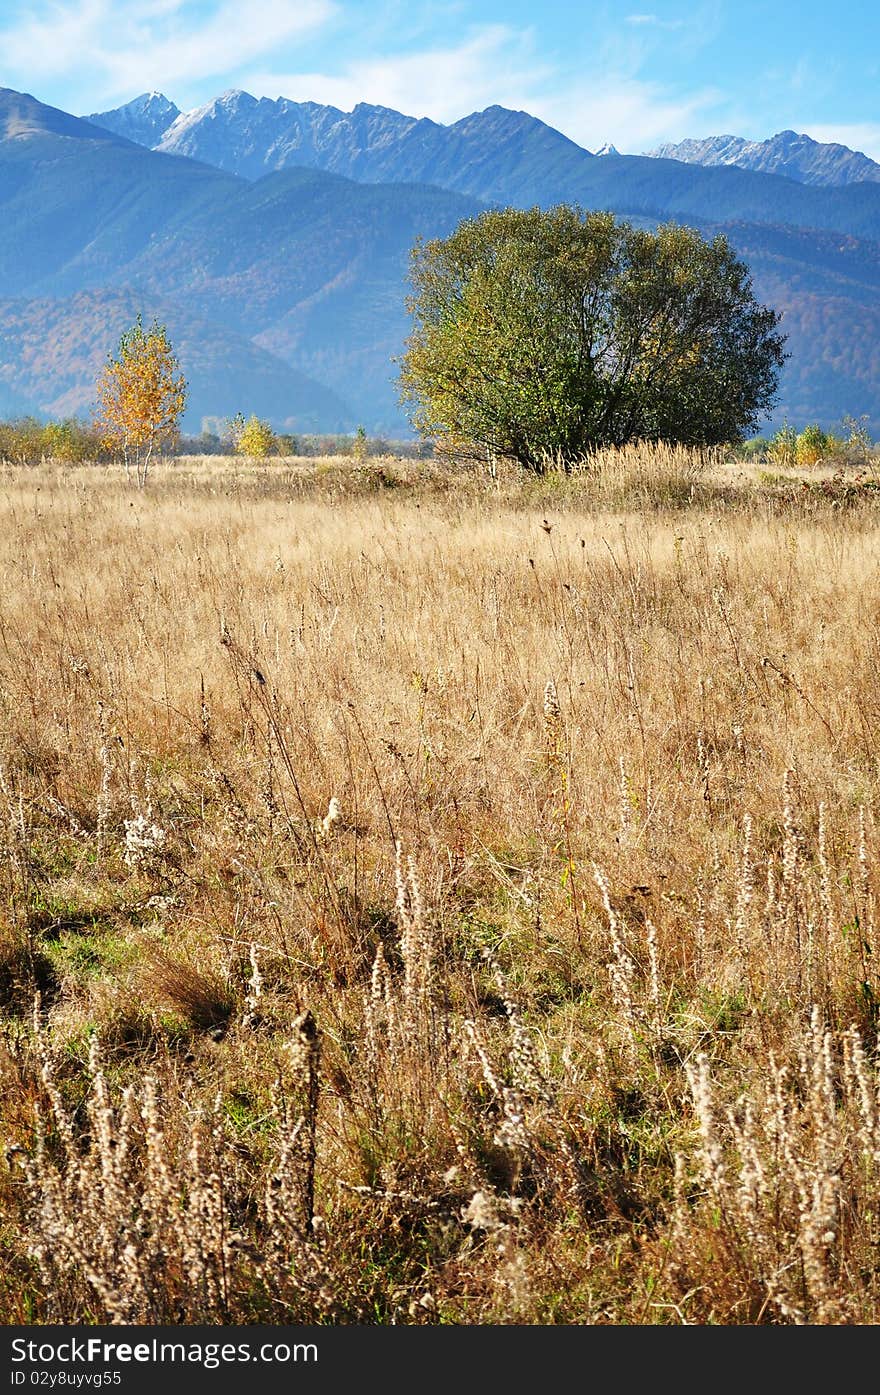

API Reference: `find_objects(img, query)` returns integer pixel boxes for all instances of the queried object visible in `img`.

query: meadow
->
[2,444,880,1324]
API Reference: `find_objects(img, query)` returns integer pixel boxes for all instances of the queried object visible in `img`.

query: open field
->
[3,446,880,1323]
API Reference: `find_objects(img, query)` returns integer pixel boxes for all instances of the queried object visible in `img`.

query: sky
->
[2,0,879,158]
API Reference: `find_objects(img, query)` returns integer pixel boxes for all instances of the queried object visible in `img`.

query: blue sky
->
[2,0,879,157]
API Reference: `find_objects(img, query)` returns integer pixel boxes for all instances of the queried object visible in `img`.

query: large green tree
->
[399,206,787,471]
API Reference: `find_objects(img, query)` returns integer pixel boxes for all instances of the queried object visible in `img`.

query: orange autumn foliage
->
[95,315,187,486]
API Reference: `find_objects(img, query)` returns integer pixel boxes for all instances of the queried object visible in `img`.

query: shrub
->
[842,414,874,465]
[733,436,768,462]
[42,419,106,464]
[796,424,832,466]
[231,413,278,459]
[352,425,369,463]
[0,417,107,466]
[0,416,48,466]
[766,422,798,468]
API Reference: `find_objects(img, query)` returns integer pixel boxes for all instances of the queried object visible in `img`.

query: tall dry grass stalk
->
[1,449,880,1322]
[545,439,716,504]
[676,1009,880,1323]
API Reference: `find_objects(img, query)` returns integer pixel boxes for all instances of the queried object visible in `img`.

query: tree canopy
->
[231,412,278,459]
[95,315,187,487]
[399,206,788,471]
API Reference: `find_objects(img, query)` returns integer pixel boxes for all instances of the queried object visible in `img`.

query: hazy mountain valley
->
[1,84,880,434]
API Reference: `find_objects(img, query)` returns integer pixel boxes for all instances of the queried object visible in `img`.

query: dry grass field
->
[2,443,880,1324]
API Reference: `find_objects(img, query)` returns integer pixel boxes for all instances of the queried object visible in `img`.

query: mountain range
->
[647,131,880,188]
[3,83,880,435]
[89,90,880,232]
[92,90,880,198]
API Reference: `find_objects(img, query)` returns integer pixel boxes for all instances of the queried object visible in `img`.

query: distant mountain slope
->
[767,291,880,427]
[0,87,243,299]
[119,166,480,424]
[647,131,880,188]
[87,92,181,148]
[0,379,39,418]
[6,83,880,435]
[2,87,127,145]
[0,289,354,431]
[679,219,880,430]
[91,88,596,205]
[0,89,480,430]
[86,88,880,242]
[155,91,598,208]
[560,152,880,244]
[155,91,427,179]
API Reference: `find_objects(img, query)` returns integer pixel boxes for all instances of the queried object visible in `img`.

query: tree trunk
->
[138,441,154,489]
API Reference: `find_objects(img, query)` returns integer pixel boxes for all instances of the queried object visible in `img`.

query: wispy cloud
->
[0,0,335,106]
[537,78,721,154]
[802,123,880,163]
[0,0,736,153]
[243,25,550,123]
[245,23,719,152]
[625,13,685,27]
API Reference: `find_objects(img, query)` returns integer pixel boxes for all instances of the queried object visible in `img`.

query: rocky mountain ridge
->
[647,130,880,187]
[90,90,880,194]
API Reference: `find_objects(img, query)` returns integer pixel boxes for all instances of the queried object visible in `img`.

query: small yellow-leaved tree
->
[95,315,188,487]
[231,412,277,459]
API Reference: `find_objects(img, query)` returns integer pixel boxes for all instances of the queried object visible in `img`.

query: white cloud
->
[0,1,727,154]
[625,13,685,27]
[243,25,551,124]
[800,123,880,163]
[0,0,335,105]
[243,24,718,154]
[529,80,721,154]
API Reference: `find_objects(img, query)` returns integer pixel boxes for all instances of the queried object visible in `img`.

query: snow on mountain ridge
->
[646,130,880,187]
[85,91,180,146]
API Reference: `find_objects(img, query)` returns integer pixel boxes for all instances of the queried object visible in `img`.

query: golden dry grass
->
[2,446,880,1323]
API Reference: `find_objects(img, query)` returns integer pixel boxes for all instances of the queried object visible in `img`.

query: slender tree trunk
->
[139,440,154,489]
